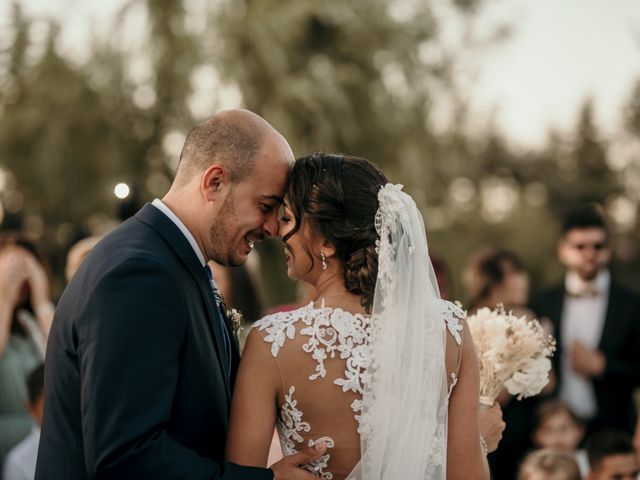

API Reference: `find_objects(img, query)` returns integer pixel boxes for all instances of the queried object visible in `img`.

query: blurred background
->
[0,0,639,305]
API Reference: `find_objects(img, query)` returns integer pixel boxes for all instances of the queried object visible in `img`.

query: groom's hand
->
[271,441,327,480]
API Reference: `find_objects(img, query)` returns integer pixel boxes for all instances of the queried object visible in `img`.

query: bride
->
[226,153,491,479]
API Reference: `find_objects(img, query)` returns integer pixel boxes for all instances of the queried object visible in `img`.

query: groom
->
[36,110,326,479]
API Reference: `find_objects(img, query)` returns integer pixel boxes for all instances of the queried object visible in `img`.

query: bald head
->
[163,109,293,266]
[175,109,279,185]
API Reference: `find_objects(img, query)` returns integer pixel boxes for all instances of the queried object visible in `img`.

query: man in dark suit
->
[36,110,326,479]
[531,205,640,435]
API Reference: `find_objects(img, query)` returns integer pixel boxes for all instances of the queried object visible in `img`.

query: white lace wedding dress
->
[253,298,465,480]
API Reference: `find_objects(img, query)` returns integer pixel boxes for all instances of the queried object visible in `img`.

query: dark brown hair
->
[562,204,609,236]
[534,399,583,432]
[586,430,635,471]
[284,153,388,313]
[463,248,525,308]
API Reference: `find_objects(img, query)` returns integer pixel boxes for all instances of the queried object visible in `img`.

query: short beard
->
[578,268,600,282]
[208,193,244,266]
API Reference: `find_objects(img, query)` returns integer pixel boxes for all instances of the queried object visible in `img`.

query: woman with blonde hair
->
[518,448,581,480]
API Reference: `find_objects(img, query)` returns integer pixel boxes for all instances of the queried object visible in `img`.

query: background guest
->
[517,448,581,480]
[0,235,53,466]
[3,363,44,480]
[585,430,639,480]
[531,205,640,435]
[463,247,532,317]
[431,253,454,301]
[531,399,588,476]
[266,282,317,314]
[64,236,101,283]
[463,247,537,479]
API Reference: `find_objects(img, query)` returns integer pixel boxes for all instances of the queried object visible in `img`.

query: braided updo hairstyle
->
[283,153,388,313]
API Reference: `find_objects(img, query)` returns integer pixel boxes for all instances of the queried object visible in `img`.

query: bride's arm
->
[446,319,490,480]
[226,328,281,467]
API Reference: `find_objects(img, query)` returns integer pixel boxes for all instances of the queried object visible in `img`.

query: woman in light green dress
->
[0,236,53,466]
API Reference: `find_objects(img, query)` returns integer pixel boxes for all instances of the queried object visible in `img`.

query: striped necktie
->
[204,265,231,377]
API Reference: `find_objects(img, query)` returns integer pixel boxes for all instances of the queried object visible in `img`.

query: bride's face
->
[278,201,322,283]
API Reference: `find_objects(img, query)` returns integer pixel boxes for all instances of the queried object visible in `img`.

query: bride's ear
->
[320,240,336,259]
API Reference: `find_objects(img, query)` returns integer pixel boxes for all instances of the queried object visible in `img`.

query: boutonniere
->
[225,308,244,340]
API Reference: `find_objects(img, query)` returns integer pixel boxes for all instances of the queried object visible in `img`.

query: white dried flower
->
[226,308,244,340]
[467,305,555,405]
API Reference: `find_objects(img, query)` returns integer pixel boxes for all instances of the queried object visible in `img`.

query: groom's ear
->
[201,164,229,201]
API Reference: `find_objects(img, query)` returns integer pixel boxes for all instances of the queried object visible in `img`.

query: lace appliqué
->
[277,386,335,479]
[448,372,459,398]
[442,300,464,398]
[374,184,406,312]
[254,307,311,357]
[427,413,448,475]
[255,304,372,422]
[441,300,464,346]
[278,386,311,454]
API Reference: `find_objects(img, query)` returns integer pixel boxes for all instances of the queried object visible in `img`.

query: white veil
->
[346,184,449,479]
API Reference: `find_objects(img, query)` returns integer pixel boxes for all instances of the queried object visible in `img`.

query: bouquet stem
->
[479,396,495,409]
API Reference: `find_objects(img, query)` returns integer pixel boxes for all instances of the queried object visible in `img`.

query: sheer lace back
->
[253,299,464,480]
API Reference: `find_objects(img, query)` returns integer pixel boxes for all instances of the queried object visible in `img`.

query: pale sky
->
[3,0,640,148]
[467,0,640,146]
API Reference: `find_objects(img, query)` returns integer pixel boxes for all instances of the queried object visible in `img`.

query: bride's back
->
[253,303,367,479]
[225,153,486,479]
[251,299,464,480]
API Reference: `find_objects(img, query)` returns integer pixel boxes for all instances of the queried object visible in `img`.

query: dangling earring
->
[321,252,328,271]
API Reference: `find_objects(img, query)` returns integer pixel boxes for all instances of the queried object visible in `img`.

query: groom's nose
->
[262,210,279,237]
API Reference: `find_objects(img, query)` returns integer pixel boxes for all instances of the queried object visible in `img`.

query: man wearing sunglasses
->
[531,205,640,436]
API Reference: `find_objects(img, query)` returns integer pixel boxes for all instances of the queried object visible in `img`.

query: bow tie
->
[567,283,600,298]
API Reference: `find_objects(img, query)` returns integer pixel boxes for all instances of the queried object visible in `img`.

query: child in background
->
[518,448,581,480]
[586,430,640,480]
[3,364,44,480]
[532,399,589,476]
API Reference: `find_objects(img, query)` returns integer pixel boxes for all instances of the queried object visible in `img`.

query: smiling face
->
[203,132,293,266]
[278,200,325,284]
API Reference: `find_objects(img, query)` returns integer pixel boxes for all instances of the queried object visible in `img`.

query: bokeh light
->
[114,183,130,199]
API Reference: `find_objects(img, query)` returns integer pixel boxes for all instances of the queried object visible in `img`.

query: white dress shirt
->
[3,425,40,480]
[559,270,610,420]
[151,199,206,267]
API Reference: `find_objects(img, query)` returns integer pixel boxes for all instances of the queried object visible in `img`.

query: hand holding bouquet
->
[467,306,555,408]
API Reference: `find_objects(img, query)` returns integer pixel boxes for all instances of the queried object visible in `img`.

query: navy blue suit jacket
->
[35,204,272,479]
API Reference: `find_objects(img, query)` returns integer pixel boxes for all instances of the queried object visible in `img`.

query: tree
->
[209,0,499,303]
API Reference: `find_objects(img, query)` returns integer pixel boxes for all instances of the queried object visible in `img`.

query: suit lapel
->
[598,284,619,352]
[135,203,232,402]
[549,287,566,377]
[547,288,565,343]
[217,298,241,388]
